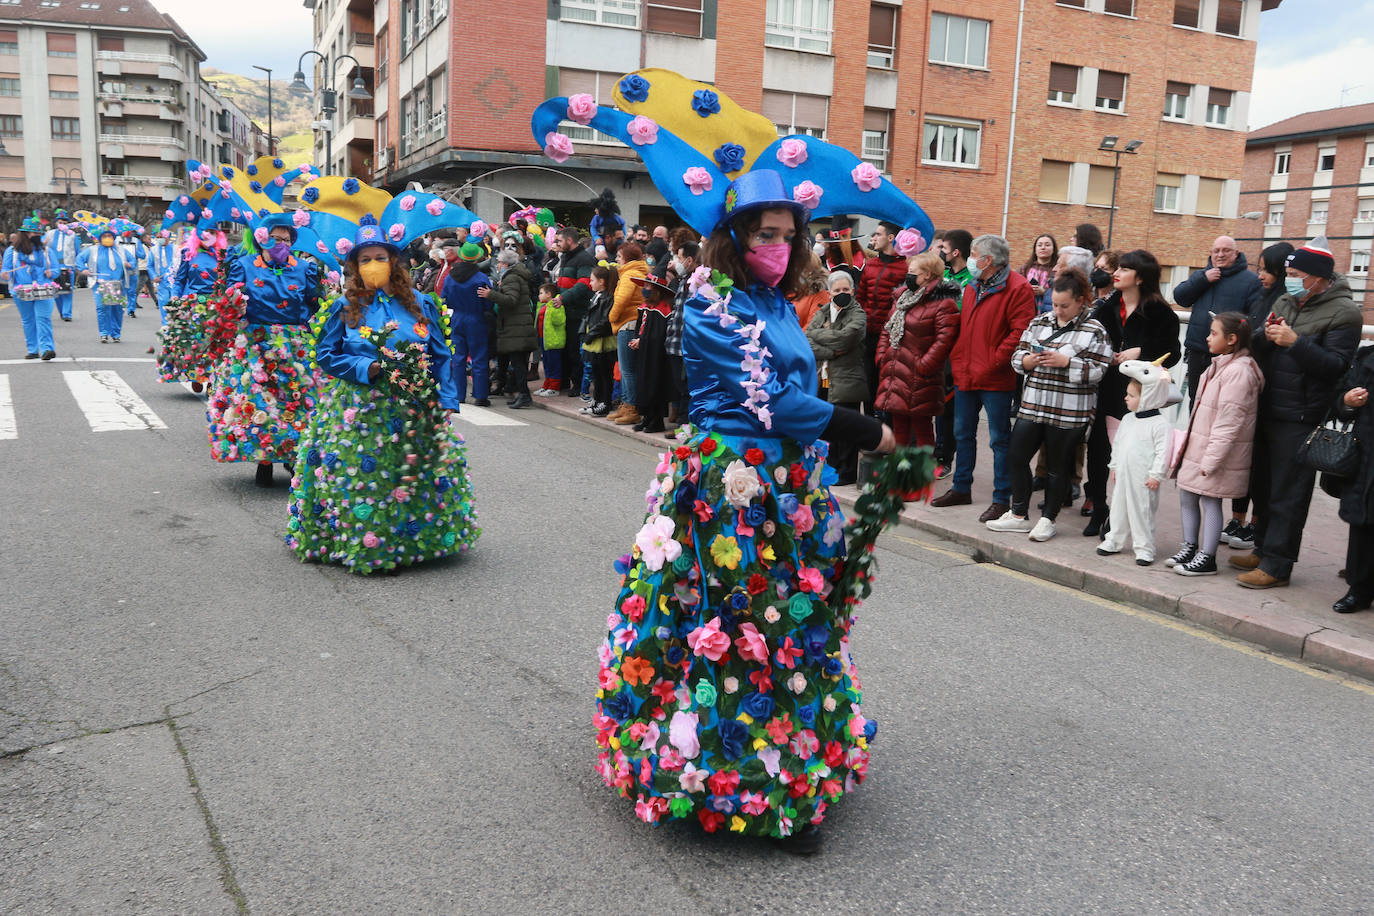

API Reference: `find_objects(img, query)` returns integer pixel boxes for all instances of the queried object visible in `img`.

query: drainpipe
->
[1000,0,1027,237]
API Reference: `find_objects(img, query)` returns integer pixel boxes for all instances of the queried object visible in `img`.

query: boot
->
[607,403,628,421]
[254,461,273,488]
[509,392,533,409]
[641,415,666,433]
[615,405,642,426]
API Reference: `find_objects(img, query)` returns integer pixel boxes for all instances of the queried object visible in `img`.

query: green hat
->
[459,242,484,262]
[535,207,555,228]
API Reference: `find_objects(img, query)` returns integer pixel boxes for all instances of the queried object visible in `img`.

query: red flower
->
[748,666,773,693]
[700,438,718,455]
[823,740,845,768]
[253,279,265,287]
[674,446,692,460]
[697,809,725,833]
[744,447,765,466]
[692,500,713,522]
[787,778,810,799]
[707,769,740,796]
[788,463,808,488]
[774,637,803,669]
[288,284,299,291]
[746,574,768,595]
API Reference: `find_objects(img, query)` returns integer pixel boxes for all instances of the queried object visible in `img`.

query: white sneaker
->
[986,511,1033,533]
[1028,517,1057,542]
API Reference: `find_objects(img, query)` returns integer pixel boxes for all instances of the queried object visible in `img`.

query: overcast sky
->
[157,0,1373,130]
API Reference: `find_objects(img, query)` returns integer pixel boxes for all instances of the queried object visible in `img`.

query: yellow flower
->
[609,735,621,750]
[359,325,373,339]
[658,594,670,614]
[710,535,742,570]
[730,816,748,833]
[753,737,768,751]
[736,712,754,725]
[759,543,776,563]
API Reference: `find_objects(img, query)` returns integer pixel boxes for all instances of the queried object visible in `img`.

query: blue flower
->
[743,503,767,527]
[797,703,816,726]
[324,451,338,468]
[405,520,422,536]
[729,591,750,611]
[618,73,651,103]
[674,480,697,513]
[342,177,360,195]
[249,181,263,193]
[305,447,321,466]
[740,692,774,720]
[804,625,829,662]
[221,166,234,179]
[245,164,259,176]
[360,455,378,472]
[778,493,799,516]
[302,187,320,204]
[273,157,284,169]
[436,475,451,492]
[602,690,634,722]
[707,794,737,813]
[389,417,405,433]
[821,463,839,487]
[863,718,878,740]
[664,644,686,666]
[613,553,633,575]
[692,89,720,118]
[259,208,270,218]
[713,143,746,172]
[823,656,843,678]
[718,719,748,759]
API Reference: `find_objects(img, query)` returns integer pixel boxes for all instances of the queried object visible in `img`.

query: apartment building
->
[1242,102,1374,313]
[0,0,259,218]
[370,0,1276,271]
[304,0,376,179]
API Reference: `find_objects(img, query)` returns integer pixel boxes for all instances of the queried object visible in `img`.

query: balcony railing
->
[351,31,374,45]
[101,174,183,187]
[428,109,445,135]
[100,90,178,105]
[99,133,185,148]
[97,50,178,65]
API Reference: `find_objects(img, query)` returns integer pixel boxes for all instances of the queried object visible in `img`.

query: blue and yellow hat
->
[296,175,484,264]
[348,213,396,262]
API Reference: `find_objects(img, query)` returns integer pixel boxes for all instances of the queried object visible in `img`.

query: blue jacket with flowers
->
[173,250,221,297]
[315,289,461,411]
[226,252,321,326]
[2,245,57,288]
[684,283,833,444]
[77,243,131,282]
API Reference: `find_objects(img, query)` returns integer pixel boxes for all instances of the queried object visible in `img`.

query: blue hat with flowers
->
[530,67,933,251]
[19,212,44,232]
[349,213,395,261]
[296,175,485,264]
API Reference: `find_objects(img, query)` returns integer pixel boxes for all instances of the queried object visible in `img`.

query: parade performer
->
[285,177,483,574]
[3,214,60,359]
[42,209,82,322]
[147,230,177,321]
[533,68,935,852]
[76,225,132,344]
[159,223,232,390]
[441,241,493,406]
[209,213,324,486]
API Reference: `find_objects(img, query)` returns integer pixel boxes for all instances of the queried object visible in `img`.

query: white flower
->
[764,606,781,623]
[722,459,763,508]
[635,515,682,571]
[787,672,808,694]
[774,466,789,485]
[723,676,739,694]
[823,695,837,712]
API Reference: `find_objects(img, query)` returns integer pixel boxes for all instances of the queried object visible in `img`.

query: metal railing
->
[101,174,183,186]
[99,90,178,105]
[98,133,185,148]
[97,50,178,65]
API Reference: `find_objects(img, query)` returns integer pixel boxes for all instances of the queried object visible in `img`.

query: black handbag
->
[1297,411,1360,477]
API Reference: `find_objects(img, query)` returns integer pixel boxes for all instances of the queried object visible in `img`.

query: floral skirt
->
[596,427,873,838]
[285,376,480,574]
[158,292,235,383]
[206,323,321,464]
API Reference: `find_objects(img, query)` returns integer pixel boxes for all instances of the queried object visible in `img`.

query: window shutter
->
[97,36,124,52]
[1049,63,1078,94]
[1096,71,1126,101]
[1155,172,1183,188]
[1086,165,1115,207]
[49,74,77,92]
[863,108,890,131]
[1173,0,1200,26]
[646,0,703,37]
[1215,0,1243,34]
[793,94,828,129]
[868,5,896,48]
[761,90,792,125]
[1039,160,1071,202]
[0,31,16,43]
[1196,178,1223,216]
[1103,0,1133,14]
[558,68,596,98]
[1166,80,1190,97]
[1208,87,1232,107]
[47,32,77,53]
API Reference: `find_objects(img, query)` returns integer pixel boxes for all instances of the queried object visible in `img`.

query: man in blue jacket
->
[43,210,82,321]
[1172,235,1262,403]
[442,242,493,406]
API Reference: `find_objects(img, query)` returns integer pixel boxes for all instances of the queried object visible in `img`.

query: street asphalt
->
[3,290,1374,915]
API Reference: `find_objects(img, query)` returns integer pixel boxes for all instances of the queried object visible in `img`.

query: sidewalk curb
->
[530,395,1374,685]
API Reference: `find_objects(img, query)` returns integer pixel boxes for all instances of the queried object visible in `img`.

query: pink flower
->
[362,531,379,548]
[734,622,769,664]
[790,504,816,535]
[566,93,598,126]
[851,162,883,191]
[796,564,824,594]
[678,763,707,792]
[164,209,175,219]
[388,223,406,242]
[292,210,311,227]
[391,487,411,503]
[792,180,823,209]
[670,710,701,760]
[273,176,286,187]
[253,227,270,245]
[398,195,417,211]
[894,228,926,257]
[682,166,713,196]
[686,617,731,662]
[342,407,358,423]
[335,239,353,256]
[470,220,488,238]
[425,199,445,216]
[622,594,646,623]
[316,241,329,254]
[327,270,340,284]
[543,131,575,163]
[635,515,682,571]
[776,137,809,168]
[627,115,659,146]
[201,208,214,220]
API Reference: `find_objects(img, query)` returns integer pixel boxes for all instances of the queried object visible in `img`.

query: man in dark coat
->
[1172,235,1263,403]
[554,227,595,396]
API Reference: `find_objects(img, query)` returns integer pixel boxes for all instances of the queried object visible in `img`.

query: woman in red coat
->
[874,250,961,446]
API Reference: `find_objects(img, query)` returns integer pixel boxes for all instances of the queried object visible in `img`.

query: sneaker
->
[99,336,109,343]
[40,350,55,361]
[1096,545,1120,556]
[1221,519,1241,542]
[473,398,491,407]
[579,405,595,414]
[1175,552,1217,576]
[986,511,1034,533]
[934,462,952,480]
[1028,517,1057,541]
[1229,523,1256,549]
[1165,543,1197,568]
[591,402,611,417]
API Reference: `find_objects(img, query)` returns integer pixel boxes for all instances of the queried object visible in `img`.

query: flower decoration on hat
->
[295,175,484,265]
[530,67,933,242]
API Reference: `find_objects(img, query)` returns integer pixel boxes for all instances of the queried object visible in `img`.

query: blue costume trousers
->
[94,291,125,339]
[125,279,138,315]
[15,298,55,354]
[156,277,172,323]
[450,315,490,402]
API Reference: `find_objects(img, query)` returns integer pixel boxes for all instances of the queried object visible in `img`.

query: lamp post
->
[252,64,274,156]
[51,166,86,210]
[288,51,371,177]
[1097,136,1142,248]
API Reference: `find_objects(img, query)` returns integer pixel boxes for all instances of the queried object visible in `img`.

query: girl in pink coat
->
[1167,312,1264,576]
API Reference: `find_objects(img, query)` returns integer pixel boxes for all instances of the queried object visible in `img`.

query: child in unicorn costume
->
[1097,358,1176,565]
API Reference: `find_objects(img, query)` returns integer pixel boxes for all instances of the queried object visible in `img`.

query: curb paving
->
[525,393,1374,685]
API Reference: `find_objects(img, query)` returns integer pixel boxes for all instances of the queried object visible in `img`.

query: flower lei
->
[690,267,774,431]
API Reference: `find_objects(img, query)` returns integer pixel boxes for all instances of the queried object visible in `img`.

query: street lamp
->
[1097,136,1143,247]
[252,64,274,156]
[289,50,371,176]
[51,166,87,209]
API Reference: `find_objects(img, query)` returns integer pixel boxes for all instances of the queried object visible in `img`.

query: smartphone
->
[1031,341,1046,353]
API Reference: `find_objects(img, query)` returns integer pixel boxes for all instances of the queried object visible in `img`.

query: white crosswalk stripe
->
[0,375,15,440]
[62,370,168,432]
[453,404,526,427]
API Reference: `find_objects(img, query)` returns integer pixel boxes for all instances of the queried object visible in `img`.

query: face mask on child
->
[359,260,391,290]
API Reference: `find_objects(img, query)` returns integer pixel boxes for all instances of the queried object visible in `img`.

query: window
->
[1274,151,1290,175]
[376,27,388,75]
[922,117,980,168]
[1095,70,1126,112]
[46,32,77,57]
[1267,205,1284,225]
[861,109,890,172]
[1310,204,1328,224]
[765,0,833,53]
[49,74,78,99]
[867,3,896,68]
[1058,0,1086,6]
[50,116,80,140]
[0,114,20,137]
[1086,164,1116,207]
[1163,81,1190,119]
[97,35,123,52]
[557,69,626,143]
[1196,177,1224,217]
[1366,141,1374,167]
[646,0,703,37]
[929,13,989,68]
[1357,201,1374,223]
[1215,0,1243,35]
[762,90,828,138]
[1154,173,1183,212]
[0,76,17,96]
[1352,250,1370,275]
[1039,159,1071,203]
[1318,149,1336,172]
[1048,63,1078,105]
[427,69,446,134]
[1173,0,1200,27]
[1104,0,1134,15]
[0,30,15,54]
[1206,88,1232,127]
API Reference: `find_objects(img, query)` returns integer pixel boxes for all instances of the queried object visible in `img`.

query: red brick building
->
[1241,102,1374,314]
[366,0,1277,293]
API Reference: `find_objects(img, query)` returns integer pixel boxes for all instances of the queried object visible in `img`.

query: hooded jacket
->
[1251,273,1361,425]
[487,262,538,354]
[1173,252,1264,355]
[873,279,961,416]
[856,250,907,334]
[441,260,491,320]
[1174,351,1264,498]
[950,267,1037,392]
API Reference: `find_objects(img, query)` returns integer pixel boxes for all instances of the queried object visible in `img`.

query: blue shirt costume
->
[315,290,461,411]
[226,252,321,326]
[2,246,57,289]
[78,244,131,281]
[173,250,222,297]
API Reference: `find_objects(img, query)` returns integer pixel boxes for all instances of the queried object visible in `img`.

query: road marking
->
[453,404,526,427]
[62,370,167,432]
[0,375,14,439]
[0,357,157,366]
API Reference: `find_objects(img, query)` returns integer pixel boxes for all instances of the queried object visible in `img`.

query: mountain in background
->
[202,68,316,167]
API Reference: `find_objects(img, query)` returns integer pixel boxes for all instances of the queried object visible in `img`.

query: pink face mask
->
[743,242,791,287]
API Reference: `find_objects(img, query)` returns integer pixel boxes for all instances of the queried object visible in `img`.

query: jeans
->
[1007,419,1086,520]
[616,326,638,406]
[952,388,1015,504]
[15,297,55,354]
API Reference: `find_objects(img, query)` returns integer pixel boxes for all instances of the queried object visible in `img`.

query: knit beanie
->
[459,242,484,262]
[1286,235,1335,279]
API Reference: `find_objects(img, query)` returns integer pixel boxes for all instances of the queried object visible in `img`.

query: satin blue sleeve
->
[422,296,461,411]
[303,260,320,316]
[172,258,188,296]
[314,300,375,386]
[225,254,246,289]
